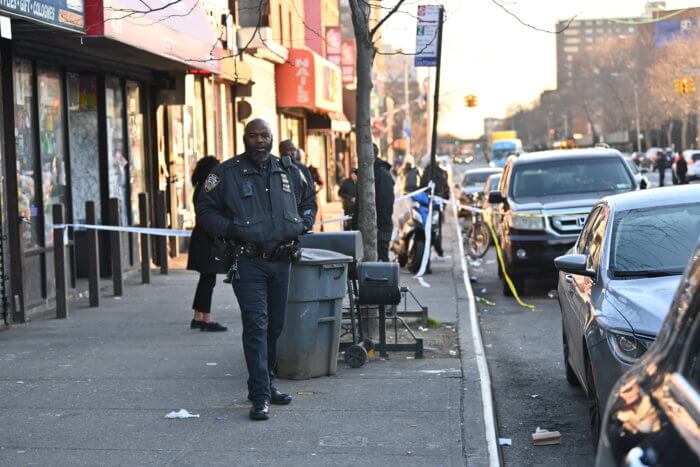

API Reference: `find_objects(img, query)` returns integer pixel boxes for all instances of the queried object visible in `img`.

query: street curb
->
[451,201,501,466]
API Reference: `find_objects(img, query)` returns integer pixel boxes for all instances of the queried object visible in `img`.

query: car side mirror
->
[554,254,595,278]
[488,192,504,204]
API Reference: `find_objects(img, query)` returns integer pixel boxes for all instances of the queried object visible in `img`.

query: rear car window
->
[511,157,633,200]
[463,171,498,187]
[610,202,700,276]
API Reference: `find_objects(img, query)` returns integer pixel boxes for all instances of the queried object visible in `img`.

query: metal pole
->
[634,85,642,152]
[52,204,67,319]
[404,53,411,156]
[429,6,444,184]
[86,201,100,307]
[109,198,123,297]
[138,193,151,284]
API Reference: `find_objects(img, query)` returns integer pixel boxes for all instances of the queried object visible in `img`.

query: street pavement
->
[0,208,488,466]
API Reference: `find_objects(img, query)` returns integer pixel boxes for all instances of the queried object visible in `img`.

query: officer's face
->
[244,122,273,155]
[279,142,296,158]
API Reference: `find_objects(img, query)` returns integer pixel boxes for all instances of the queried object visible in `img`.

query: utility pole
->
[428,6,444,184]
[404,53,411,157]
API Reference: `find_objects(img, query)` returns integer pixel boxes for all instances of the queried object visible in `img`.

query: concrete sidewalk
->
[0,211,489,466]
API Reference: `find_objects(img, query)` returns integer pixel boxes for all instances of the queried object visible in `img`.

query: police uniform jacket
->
[196,153,317,253]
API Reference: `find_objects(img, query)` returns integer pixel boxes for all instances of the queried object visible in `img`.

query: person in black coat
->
[186,156,228,332]
[338,168,358,230]
[352,144,395,260]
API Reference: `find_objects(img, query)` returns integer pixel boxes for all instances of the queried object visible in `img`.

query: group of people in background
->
[656,149,690,186]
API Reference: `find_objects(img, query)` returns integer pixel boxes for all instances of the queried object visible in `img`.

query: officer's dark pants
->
[659,168,666,186]
[192,273,216,313]
[377,228,392,262]
[232,257,291,402]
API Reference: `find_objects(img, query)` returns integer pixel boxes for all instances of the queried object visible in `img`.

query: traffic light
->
[674,77,696,94]
[464,94,478,107]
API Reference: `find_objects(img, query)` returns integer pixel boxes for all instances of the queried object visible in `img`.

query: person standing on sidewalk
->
[338,168,358,230]
[350,144,394,259]
[186,155,228,332]
[197,118,317,421]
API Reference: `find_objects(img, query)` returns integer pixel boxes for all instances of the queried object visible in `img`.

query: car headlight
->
[607,332,653,365]
[510,214,545,231]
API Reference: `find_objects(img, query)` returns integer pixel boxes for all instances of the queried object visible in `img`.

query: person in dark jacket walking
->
[676,153,689,184]
[657,150,670,187]
[401,155,420,194]
[338,168,358,230]
[197,118,317,421]
[186,156,228,332]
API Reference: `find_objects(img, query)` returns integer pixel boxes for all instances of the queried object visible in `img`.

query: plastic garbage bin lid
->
[298,248,353,265]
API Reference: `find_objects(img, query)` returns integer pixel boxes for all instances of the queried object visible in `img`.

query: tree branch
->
[370,0,408,37]
[490,0,576,34]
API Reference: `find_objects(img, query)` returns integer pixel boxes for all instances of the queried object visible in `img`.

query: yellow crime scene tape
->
[452,199,540,311]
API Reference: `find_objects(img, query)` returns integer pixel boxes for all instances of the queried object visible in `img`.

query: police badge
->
[204,173,220,192]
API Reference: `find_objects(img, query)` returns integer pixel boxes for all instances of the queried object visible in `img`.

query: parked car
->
[624,157,650,189]
[682,149,700,181]
[596,240,700,466]
[555,185,700,446]
[453,153,474,164]
[488,149,637,295]
[457,167,502,217]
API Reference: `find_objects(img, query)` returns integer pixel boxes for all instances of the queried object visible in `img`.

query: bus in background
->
[489,132,523,167]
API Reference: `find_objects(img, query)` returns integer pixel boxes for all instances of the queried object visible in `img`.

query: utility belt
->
[223,240,301,284]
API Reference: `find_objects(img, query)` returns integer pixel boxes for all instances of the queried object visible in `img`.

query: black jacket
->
[403,166,419,193]
[375,158,395,229]
[338,177,357,213]
[420,164,450,200]
[186,183,228,274]
[196,153,317,252]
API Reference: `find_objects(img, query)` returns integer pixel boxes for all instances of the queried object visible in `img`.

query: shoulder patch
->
[204,173,220,192]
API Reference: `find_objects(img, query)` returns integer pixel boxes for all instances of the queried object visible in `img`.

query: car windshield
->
[691,153,700,162]
[511,158,633,200]
[610,202,700,277]
[492,147,514,161]
[463,171,496,187]
[487,175,501,192]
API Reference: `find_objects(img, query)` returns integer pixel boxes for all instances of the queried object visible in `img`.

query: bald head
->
[244,118,273,157]
[279,140,297,158]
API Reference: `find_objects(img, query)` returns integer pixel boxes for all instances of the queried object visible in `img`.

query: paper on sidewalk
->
[165,409,200,419]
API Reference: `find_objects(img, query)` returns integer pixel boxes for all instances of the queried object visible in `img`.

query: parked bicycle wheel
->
[466,221,490,259]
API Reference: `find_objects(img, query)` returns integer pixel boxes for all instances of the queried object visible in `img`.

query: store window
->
[126,81,145,225]
[105,76,128,226]
[67,73,99,224]
[37,67,67,246]
[13,58,40,250]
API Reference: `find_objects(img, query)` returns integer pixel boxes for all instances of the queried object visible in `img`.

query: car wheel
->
[585,357,601,447]
[562,325,580,387]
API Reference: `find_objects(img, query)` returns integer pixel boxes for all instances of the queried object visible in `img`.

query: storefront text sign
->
[0,0,84,31]
[276,48,342,113]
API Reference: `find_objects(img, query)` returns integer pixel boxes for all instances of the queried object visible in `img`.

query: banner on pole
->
[414,5,442,67]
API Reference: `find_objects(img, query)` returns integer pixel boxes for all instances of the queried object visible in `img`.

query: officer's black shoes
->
[190,319,204,329]
[249,401,270,421]
[200,322,228,332]
[270,388,292,405]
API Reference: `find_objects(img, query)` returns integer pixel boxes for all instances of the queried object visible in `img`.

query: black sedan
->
[596,242,700,466]
[555,185,700,445]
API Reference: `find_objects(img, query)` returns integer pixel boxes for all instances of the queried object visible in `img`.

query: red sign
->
[277,49,315,108]
[341,39,356,85]
[276,48,342,113]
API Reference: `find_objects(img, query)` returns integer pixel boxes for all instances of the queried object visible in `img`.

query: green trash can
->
[276,248,352,380]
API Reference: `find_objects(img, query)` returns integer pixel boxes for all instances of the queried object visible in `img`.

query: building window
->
[126,81,145,225]
[14,58,40,249]
[105,76,128,226]
[37,67,67,246]
[67,73,99,224]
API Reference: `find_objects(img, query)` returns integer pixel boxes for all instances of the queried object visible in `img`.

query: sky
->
[380,0,700,138]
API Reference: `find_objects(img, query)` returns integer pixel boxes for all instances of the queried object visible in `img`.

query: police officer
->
[197,118,317,421]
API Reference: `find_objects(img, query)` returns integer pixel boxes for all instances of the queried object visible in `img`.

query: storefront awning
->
[308,111,351,133]
[85,0,243,80]
[276,48,343,113]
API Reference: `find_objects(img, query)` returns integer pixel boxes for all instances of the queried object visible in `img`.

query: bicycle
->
[465,211,491,259]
